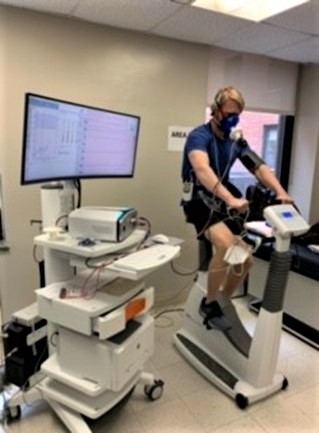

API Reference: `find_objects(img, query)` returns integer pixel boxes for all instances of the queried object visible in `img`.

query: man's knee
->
[206,226,236,251]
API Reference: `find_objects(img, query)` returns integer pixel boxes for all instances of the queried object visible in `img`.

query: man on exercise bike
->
[181,86,293,331]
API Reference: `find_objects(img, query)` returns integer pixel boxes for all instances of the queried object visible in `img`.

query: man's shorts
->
[182,199,244,240]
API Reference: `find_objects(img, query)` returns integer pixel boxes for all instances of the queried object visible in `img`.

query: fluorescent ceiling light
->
[191,0,310,22]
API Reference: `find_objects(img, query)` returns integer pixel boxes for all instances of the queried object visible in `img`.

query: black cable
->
[49,331,59,348]
[32,244,42,264]
[135,216,152,249]
[169,258,201,277]
[74,179,81,208]
[55,214,68,227]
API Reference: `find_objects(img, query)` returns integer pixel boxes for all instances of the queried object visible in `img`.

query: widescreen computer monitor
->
[21,93,140,185]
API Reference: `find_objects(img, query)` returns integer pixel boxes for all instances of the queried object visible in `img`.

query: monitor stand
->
[41,181,76,229]
[40,181,77,284]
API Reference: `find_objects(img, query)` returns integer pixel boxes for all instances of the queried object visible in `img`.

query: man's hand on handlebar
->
[227,197,249,213]
[276,193,294,205]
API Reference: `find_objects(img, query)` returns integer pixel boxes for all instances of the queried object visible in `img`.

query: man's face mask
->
[219,113,240,137]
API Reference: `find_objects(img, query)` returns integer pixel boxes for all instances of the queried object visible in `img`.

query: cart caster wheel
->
[5,405,21,422]
[282,377,289,390]
[235,393,249,409]
[144,379,164,401]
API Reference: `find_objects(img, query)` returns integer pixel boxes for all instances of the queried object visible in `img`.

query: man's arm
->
[254,164,293,202]
[189,150,249,212]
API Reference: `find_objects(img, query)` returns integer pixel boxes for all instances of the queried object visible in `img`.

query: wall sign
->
[168,126,193,152]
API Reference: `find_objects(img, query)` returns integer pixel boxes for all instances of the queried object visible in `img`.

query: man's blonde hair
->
[210,86,245,115]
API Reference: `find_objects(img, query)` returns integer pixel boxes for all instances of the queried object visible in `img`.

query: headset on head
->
[211,86,244,116]
[211,87,229,115]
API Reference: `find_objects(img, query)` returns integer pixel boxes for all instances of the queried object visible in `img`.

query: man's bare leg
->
[199,222,238,331]
[222,239,253,298]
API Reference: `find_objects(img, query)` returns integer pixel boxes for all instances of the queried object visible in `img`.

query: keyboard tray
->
[112,244,180,271]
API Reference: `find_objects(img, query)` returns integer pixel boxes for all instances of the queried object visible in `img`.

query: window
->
[228,111,293,196]
[263,124,278,171]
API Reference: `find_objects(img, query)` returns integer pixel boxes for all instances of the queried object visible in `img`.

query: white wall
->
[207,47,299,113]
[289,64,319,223]
[0,6,208,321]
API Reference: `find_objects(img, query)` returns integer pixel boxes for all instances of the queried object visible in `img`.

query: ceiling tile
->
[267,36,319,63]
[151,6,248,45]
[72,0,181,32]
[0,0,318,64]
[0,0,79,14]
[265,0,319,36]
[213,21,309,56]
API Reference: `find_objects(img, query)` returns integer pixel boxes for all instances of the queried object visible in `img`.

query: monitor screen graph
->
[21,93,140,184]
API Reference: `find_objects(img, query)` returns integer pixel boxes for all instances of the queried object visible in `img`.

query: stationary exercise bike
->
[173,204,309,409]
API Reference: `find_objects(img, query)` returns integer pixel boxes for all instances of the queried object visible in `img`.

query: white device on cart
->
[173,204,309,408]
[68,206,138,242]
[6,198,180,432]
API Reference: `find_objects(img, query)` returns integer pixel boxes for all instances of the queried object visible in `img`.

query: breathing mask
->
[219,113,240,137]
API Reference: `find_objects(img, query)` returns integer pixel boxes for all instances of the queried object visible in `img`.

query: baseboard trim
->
[248,299,318,350]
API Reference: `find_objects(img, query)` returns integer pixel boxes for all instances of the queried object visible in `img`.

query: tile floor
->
[0,296,318,433]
